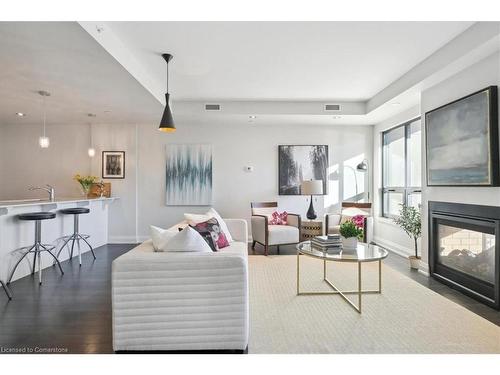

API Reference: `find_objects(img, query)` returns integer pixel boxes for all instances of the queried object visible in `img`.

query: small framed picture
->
[102,151,125,179]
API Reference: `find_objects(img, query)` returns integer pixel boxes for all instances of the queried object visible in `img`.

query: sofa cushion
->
[159,226,212,253]
[268,225,299,245]
[121,238,247,258]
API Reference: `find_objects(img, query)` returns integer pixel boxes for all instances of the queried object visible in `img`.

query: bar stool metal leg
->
[55,210,96,265]
[7,249,33,284]
[8,219,63,286]
[79,234,96,260]
[32,248,37,275]
[40,244,64,275]
[1,280,12,300]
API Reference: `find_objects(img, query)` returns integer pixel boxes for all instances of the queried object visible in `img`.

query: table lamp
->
[301,180,323,220]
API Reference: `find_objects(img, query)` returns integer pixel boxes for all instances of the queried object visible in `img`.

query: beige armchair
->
[325,202,373,243]
[251,202,301,256]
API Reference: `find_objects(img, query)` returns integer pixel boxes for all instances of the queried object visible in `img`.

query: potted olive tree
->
[393,204,421,269]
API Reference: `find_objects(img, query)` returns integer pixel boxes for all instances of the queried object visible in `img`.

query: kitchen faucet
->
[29,184,55,201]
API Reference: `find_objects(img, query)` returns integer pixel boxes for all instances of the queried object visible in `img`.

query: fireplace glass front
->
[438,224,495,284]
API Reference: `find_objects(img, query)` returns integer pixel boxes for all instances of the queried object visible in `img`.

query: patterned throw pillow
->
[269,211,288,225]
[190,217,230,251]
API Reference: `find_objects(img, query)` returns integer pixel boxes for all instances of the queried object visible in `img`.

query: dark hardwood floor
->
[0,244,135,354]
[1,242,499,354]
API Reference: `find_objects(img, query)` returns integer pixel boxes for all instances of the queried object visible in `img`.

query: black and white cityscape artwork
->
[279,145,328,195]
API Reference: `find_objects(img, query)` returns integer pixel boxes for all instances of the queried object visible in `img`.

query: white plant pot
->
[409,256,421,270]
[342,236,358,249]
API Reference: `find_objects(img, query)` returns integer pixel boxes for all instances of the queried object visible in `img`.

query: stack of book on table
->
[311,235,342,252]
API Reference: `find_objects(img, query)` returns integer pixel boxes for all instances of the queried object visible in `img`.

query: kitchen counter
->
[0,196,118,209]
[0,197,118,285]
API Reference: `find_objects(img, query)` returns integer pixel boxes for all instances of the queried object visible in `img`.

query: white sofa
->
[111,219,249,352]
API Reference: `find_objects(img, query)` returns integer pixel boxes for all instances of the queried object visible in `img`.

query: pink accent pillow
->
[269,211,288,225]
[190,218,230,250]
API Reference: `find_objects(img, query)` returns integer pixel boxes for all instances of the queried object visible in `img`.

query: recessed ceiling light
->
[332,116,342,119]
[15,112,26,117]
[249,115,257,119]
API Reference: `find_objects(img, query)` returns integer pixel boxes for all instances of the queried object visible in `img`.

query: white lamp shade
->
[88,148,96,157]
[301,180,323,195]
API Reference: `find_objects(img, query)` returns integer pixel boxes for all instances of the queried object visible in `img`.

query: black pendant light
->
[159,53,175,133]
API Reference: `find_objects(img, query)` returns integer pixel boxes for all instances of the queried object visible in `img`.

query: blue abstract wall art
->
[166,144,213,206]
[425,86,498,186]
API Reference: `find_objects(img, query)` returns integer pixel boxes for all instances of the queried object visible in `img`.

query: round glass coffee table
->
[296,241,388,313]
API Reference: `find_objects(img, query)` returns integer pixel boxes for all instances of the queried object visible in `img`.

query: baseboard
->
[418,262,430,277]
[108,235,140,244]
[372,236,413,258]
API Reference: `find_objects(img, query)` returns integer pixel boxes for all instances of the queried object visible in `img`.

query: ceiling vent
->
[205,104,221,111]
[324,104,341,111]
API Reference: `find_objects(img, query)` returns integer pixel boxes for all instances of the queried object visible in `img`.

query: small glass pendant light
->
[38,91,50,148]
[87,113,96,157]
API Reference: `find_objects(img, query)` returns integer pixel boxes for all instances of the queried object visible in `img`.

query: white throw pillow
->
[183,208,234,242]
[150,225,178,252]
[162,226,212,253]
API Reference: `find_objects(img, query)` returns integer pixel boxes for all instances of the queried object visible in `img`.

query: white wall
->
[0,120,373,242]
[372,105,421,257]
[89,124,138,242]
[0,123,91,199]
[135,122,373,241]
[420,52,500,272]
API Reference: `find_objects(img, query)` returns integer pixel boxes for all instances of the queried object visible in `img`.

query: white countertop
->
[0,196,117,209]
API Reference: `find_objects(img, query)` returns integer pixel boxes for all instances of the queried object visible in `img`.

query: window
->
[382,118,421,218]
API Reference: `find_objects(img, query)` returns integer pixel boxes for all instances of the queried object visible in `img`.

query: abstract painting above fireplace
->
[425,86,499,186]
[429,201,500,309]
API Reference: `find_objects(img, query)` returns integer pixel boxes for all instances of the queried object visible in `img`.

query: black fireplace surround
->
[429,201,500,309]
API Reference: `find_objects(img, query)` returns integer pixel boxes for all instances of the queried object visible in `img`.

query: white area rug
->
[248,254,500,353]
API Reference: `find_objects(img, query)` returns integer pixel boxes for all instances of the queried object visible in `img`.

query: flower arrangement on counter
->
[74,174,97,197]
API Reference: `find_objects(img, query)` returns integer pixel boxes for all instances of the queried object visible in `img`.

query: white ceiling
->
[0,21,483,127]
[0,22,162,126]
[107,21,472,101]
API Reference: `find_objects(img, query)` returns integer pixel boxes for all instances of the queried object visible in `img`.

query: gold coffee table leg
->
[379,259,382,292]
[358,262,362,313]
[296,252,300,295]
[297,253,383,314]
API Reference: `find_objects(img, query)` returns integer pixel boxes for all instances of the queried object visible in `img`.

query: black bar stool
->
[56,208,96,266]
[7,212,64,286]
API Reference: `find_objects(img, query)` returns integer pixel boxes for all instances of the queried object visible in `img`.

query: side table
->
[300,220,323,241]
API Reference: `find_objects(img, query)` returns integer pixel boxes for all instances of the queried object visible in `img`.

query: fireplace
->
[429,201,500,309]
